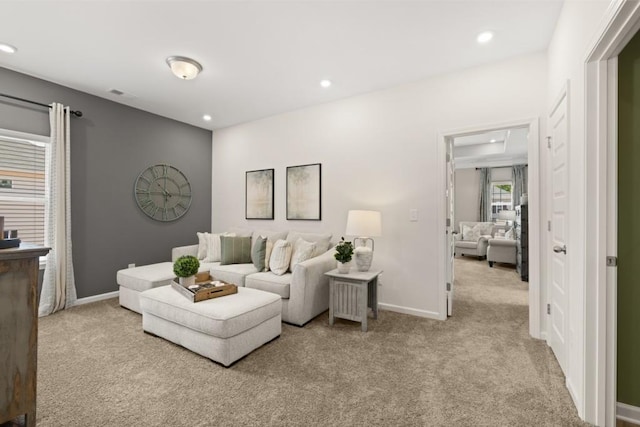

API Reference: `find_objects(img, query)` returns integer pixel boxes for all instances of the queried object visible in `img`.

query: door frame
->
[437,117,541,337]
[584,0,640,425]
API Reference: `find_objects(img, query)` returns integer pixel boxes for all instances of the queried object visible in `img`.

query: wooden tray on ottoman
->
[171,278,238,303]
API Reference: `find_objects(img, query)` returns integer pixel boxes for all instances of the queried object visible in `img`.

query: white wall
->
[454,168,480,227]
[212,52,547,320]
[545,0,614,420]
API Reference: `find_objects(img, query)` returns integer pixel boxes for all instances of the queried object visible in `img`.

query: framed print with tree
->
[246,168,274,220]
[287,163,321,220]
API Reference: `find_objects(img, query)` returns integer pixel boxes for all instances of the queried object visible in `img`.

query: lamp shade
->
[345,210,382,237]
[498,210,516,221]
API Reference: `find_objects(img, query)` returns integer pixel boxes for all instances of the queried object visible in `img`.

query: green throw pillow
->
[220,235,252,265]
[251,236,267,271]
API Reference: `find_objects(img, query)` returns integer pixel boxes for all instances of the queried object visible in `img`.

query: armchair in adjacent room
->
[454,221,494,260]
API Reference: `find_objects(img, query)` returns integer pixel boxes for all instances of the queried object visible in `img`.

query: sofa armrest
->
[476,236,490,253]
[171,244,198,262]
[288,246,337,325]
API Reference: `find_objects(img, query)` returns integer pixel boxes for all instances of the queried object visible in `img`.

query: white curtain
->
[512,165,527,208]
[39,103,77,316]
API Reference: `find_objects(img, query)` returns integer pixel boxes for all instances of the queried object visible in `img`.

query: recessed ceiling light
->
[320,79,332,88]
[490,139,497,143]
[203,114,212,121]
[477,31,494,44]
[0,43,17,54]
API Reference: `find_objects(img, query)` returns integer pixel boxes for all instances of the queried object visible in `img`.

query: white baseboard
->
[378,303,442,320]
[618,402,640,424]
[74,290,119,306]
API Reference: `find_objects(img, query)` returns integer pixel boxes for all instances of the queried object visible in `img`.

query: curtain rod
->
[475,164,528,170]
[0,93,83,117]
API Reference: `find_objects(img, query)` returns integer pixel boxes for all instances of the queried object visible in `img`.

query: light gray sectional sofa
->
[117,229,337,327]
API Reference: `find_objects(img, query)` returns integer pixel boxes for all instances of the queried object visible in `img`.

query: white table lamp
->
[345,210,382,272]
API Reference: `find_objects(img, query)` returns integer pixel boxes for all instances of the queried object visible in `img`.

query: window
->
[0,131,49,247]
[490,181,512,220]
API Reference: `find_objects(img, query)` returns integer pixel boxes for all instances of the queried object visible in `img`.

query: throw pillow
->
[252,236,268,271]
[462,225,472,241]
[220,235,252,265]
[286,232,332,257]
[466,225,482,242]
[289,238,316,272]
[203,232,236,262]
[269,239,292,276]
[196,232,208,260]
[264,239,275,272]
[505,227,515,240]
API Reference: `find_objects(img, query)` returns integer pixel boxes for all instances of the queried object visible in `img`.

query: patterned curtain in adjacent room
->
[512,165,527,208]
[39,103,77,316]
[478,168,492,222]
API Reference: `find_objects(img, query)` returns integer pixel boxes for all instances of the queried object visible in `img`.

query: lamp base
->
[353,237,374,272]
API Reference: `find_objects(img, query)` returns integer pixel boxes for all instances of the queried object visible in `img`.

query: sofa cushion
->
[245,272,291,299]
[139,286,281,339]
[286,231,332,257]
[455,241,479,249]
[117,262,175,292]
[210,263,258,287]
[269,239,292,275]
[220,235,252,265]
[251,230,288,251]
[251,235,267,271]
[290,238,316,272]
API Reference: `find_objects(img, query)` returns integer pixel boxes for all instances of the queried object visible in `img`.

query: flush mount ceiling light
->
[0,43,17,54]
[320,79,332,88]
[166,56,203,80]
[477,31,494,44]
[490,139,497,143]
[203,114,212,121]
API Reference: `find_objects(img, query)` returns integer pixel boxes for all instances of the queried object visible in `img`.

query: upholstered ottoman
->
[139,286,282,367]
[117,263,175,314]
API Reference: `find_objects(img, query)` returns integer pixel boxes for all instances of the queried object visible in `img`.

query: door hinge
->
[606,256,618,267]
[547,136,552,148]
[446,153,451,162]
[446,218,451,227]
[547,220,551,232]
[547,303,551,315]
[446,282,451,291]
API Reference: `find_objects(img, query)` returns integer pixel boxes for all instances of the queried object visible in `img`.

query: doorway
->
[439,118,541,338]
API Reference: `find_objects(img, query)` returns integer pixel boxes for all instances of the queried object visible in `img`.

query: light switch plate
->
[409,209,418,221]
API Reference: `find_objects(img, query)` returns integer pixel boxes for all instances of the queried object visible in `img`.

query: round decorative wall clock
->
[134,164,192,222]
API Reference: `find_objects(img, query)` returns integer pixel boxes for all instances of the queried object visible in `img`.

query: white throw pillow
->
[269,239,292,276]
[462,225,482,242]
[289,238,316,272]
[204,232,236,262]
[505,227,515,240]
[196,232,208,260]
[264,239,275,272]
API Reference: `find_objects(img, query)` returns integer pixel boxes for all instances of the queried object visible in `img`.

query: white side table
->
[325,268,383,332]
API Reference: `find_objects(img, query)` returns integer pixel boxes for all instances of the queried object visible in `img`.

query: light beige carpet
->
[34,258,587,426]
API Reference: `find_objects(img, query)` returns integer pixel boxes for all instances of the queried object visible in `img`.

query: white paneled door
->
[446,138,455,316]
[548,85,569,373]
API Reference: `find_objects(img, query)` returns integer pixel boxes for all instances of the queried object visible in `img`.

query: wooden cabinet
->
[1,244,50,427]
[515,205,529,282]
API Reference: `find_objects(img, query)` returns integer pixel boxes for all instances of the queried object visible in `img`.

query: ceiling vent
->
[108,88,125,96]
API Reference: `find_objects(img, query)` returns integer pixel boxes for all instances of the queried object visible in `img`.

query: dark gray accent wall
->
[0,67,212,299]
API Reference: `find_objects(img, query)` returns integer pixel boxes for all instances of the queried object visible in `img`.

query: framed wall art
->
[286,163,321,221]
[246,168,274,220]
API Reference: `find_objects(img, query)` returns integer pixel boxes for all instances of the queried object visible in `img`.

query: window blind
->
[0,137,46,245]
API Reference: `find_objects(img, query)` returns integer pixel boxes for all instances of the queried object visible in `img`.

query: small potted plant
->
[334,237,354,274]
[173,255,200,286]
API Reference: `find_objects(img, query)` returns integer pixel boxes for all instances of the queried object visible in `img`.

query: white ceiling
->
[453,126,529,168]
[0,1,563,130]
